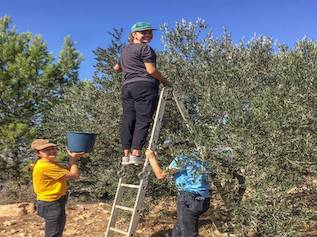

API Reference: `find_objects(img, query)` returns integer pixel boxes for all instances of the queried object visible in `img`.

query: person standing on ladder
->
[114,21,172,166]
[145,146,211,237]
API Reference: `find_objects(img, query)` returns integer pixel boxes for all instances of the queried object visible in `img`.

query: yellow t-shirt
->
[33,159,69,201]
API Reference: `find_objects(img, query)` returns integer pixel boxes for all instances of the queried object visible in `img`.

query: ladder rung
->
[115,205,134,212]
[110,227,128,235]
[121,183,140,189]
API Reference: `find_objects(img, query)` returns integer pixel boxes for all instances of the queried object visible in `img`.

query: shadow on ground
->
[150,229,172,237]
[149,218,213,237]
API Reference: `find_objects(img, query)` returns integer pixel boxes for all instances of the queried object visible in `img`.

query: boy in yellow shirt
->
[31,139,85,237]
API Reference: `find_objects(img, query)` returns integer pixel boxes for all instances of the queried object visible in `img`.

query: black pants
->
[121,81,159,150]
[36,195,67,237]
[173,192,210,237]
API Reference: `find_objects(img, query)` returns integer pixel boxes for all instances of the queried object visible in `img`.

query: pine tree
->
[0,16,82,180]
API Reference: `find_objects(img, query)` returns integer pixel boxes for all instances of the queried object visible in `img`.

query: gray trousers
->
[172,191,210,237]
[36,195,67,237]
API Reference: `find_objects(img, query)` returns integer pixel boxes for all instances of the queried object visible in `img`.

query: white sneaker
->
[121,156,130,166]
[129,156,145,165]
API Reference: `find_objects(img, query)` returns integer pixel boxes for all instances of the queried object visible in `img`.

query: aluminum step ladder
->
[105,87,190,237]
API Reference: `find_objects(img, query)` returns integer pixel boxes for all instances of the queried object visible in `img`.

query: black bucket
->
[67,131,97,153]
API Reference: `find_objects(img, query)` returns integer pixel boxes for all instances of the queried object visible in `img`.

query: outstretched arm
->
[146,149,169,180]
[64,150,85,180]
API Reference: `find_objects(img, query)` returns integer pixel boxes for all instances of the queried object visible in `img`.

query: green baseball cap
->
[131,22,156,32]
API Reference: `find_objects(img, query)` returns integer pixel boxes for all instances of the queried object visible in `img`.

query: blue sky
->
[1,0,317,80]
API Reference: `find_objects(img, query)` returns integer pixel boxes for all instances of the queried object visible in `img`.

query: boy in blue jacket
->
[146,149,211,237]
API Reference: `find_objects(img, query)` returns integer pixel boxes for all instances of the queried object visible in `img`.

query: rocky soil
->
[0,198,225,237]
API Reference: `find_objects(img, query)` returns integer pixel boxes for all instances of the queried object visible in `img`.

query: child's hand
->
[66,149,86,159]
[145,149,154,157]
[145,149,158,160]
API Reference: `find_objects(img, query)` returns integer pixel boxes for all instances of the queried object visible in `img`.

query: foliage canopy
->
[1,17,316,236]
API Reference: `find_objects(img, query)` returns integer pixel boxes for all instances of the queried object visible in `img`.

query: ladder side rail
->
[126,175,150,236]
[148,87,171,151]
[173,90,207,158]
[172,90,195,134]
[139,87,170,177]
[105,177,126,237]
[127,87,171,236]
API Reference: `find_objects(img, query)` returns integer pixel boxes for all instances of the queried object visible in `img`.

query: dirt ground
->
[1,196,316,237]
[0,197,221,237]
